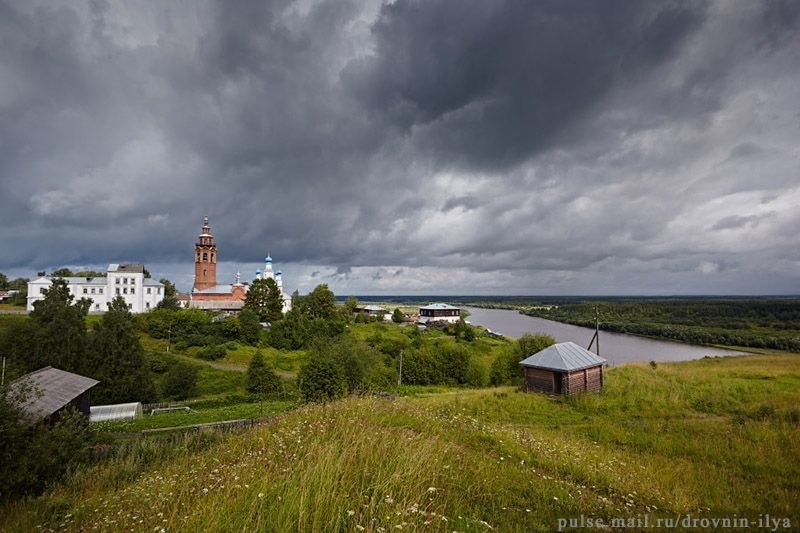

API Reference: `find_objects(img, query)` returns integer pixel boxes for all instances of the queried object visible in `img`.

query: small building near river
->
[519,342,606,395]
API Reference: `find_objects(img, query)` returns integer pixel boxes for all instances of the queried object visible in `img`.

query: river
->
[464,306,747,364]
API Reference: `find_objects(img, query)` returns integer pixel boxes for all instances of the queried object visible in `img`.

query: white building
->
[417,303,462,324]
[27,263,165,313]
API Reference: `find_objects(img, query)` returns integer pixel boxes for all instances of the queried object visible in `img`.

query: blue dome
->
[265,255,273,263]
[276,271,282,275]
[256,269,262,275]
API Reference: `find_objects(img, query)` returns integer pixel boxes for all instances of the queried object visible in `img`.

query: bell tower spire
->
[193,215,217,291]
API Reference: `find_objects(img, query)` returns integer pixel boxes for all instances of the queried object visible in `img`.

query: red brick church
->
[190,216,247,311]
[189,216,290,313]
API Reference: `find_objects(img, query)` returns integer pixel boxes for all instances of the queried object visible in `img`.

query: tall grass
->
[2,354,798,531]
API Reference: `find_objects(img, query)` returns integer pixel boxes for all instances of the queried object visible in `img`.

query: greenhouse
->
[89,402,143,422]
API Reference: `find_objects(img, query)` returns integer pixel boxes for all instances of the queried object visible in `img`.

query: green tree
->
[162,361,197,400]
[156,278,181,310]
[246,352,282,396]
[342,295,359,321]
[392,308,404,323]
[244,278,284,323]
[238,308,262,345]
[88,297,157,403]
[298,356,347,402]
[301,284,337,320]
[28,279,90,374]
[0,272,7,289]
[51,267,73,277]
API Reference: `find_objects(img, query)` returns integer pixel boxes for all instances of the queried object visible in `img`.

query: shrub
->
[298,357,348,402]
[162,362,198,400]
[247,352,283,397]
[197,345,227,361]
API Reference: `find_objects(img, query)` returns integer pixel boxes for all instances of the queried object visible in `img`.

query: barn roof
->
[9,367,99,421]
[519,342,606,372]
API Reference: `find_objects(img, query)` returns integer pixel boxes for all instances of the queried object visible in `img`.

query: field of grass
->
[3,352,798,531]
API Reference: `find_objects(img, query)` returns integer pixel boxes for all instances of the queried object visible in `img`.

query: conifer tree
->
[88,296,157,403]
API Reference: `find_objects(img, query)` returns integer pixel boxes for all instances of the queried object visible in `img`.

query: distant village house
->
[417,303,461,324]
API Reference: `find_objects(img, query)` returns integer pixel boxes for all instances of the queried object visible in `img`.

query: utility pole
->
[1,356,5,386]
[595,306,600,358]
[397,350,403,387]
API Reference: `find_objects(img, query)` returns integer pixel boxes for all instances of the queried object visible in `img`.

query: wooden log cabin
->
[519,342,606,395]
[9,366,99,424]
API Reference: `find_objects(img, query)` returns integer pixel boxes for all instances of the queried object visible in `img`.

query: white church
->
[27,263,165,313]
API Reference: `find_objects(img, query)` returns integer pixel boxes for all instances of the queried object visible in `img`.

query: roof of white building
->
[143,279,164,287]
[108,263,145,273]
[189,299,245,310]
[519,342,606,372]
[420,303,460,310]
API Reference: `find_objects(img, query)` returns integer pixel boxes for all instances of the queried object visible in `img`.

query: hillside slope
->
[2,354,799,531]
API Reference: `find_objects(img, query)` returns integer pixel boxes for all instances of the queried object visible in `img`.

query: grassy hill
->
[2,353,798,532]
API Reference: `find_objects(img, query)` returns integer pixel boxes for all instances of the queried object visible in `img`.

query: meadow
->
[2,352,798,532]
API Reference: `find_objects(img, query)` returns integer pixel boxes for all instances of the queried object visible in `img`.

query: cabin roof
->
[9,366,99,421]
[519,342,606,372]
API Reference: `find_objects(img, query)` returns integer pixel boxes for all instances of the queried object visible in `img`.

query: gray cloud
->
[0,0,799,295]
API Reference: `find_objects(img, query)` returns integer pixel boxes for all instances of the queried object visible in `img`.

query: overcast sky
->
[1,0,799,295]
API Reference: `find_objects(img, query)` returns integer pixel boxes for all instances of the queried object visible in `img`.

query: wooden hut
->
[519,342,606,395]
[9,366,99,423]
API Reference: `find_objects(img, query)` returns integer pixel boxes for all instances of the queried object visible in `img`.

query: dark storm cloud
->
[0,0,798,294]
[347,0,706,170]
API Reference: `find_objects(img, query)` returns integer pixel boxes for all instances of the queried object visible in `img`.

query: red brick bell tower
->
[193,216,217,291]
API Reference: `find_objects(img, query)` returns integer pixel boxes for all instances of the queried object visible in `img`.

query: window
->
[146,302,150,309]
[211,253,215,263]
[147,287,151,294]
[99,288,103,294]
[131,287,135,295]
[116,288,120,295]
[83,288,88,294]
[123,287,128,294]
[91,288,96,294]
[115,278,120,284]
[203,252,208,261]
[130,278,135,285]
[123,278,127,285]
[157,287,162,295]
[40,287,45,294]
[128,304,132,309]
[95,304,100,310]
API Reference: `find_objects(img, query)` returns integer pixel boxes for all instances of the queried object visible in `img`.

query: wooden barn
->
[519,342,606,395]
[9,366,99,424]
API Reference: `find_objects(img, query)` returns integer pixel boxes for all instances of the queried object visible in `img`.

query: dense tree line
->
[523,299,800,352]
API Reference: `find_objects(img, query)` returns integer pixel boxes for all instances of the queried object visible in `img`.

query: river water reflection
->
[464,306,747,364]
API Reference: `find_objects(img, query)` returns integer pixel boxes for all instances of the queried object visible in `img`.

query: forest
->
[516,297,800,352]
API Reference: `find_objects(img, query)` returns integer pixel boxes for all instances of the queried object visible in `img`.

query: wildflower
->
[347,510,355,516]
[258,493,265,498]
[427,487,437,493]
[553,496,559,501]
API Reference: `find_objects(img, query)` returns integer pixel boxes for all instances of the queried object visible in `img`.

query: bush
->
[162,362,198,400]
[197,345,227,361]
[298,357,348,402]
[490,334,555,386]
[246,352,283,397]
